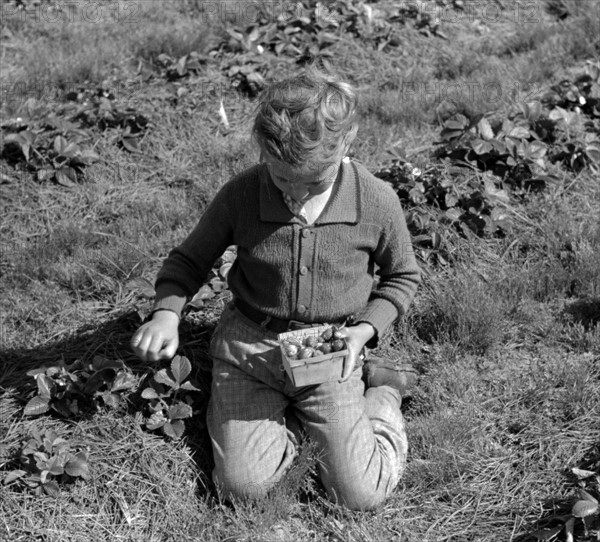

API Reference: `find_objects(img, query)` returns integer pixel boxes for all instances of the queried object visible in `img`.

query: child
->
[131,67,421,510]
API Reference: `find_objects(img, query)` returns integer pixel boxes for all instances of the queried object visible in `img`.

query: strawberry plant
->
[64,87,150,153]
[2,428,90,497]
[24,356,137,418]
[1,116,100,186]
[187,246,236,310]
[209,0,448,95]
[139,356,200,440]
[375,159,512,264]
[437,107,556,191]
[541,61,600,120]
[155,51,208,81]
[547,106,600,173]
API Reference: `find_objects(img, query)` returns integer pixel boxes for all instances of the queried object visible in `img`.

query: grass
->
[1,0,600,540]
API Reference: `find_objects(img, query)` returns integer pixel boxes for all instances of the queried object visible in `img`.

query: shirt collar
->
[259,159,361,225]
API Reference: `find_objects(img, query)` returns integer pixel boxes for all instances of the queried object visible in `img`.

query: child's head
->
[252,66,358,175]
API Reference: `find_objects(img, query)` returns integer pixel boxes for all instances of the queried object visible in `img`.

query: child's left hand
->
[339,323,376,381]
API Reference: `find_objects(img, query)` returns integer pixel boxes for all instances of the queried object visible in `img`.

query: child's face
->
[261,149,344,203]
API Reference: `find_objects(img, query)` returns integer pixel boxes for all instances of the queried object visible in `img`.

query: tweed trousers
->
[207,301,408,510]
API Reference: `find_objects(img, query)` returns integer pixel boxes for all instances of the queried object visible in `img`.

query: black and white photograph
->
[1,1,599,540]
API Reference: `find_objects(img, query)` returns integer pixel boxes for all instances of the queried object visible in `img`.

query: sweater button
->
[302,229,311,237]
[297,305,307,314]
[300,265,309,275]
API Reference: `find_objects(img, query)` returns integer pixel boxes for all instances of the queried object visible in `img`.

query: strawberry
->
[321,327,333,341]
[318,343,332,355]
[298,347,315,359]
[331,339,345,352]
[304,336,318,348]
[284,344,299,358]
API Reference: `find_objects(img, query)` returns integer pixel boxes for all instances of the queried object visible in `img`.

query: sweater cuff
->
[353,297,399,346]
[151,281,189,317]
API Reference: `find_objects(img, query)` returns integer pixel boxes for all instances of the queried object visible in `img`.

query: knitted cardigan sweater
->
[153,159,421,341]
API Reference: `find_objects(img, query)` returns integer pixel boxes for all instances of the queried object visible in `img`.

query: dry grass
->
[1,0,600,540]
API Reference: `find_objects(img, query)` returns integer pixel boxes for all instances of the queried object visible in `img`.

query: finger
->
[340,354,356,382]
[132,330,153,360]
[130,328,145,350]
[147,334,166,362]
[160,338,178,360]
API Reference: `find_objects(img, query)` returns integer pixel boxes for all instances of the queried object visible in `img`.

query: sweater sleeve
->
[151,180,235,315]
[354,183,421,341]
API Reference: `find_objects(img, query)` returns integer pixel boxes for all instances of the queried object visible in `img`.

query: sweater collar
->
[259,159,360,225]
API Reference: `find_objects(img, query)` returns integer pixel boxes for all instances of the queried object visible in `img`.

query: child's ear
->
[343,124,358,150]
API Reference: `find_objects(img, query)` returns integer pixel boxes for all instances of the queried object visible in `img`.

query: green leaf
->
[121,136,141,153]
[78,149,100,164]
[24,396,50,417]
[507,126,530,139]
[37,168,56,182]
[180,381,201,392]
[576,488,599,504]
[531,525,563,541]
[444,193,458,208]
[46,455,65,476]
[572,499,598,518]
[168,403,193,420]
[477,118,494,140]
[171,356,191,385]
[483,180,510,204]
[42,480,60,497]
[444,115,469,130]
[61,141,80,158]
[519,101,542,122]
[101,391,122,409]
[43,430,59,449]
[445,208,463,222]
[125,277,155,298]
[92,355,123,371]
[163,420,185,439]
[55,166,77,187]
[141,387,159,400]
[585,140,600,163]
[154,369,176,388]
[65,452,90,479]
[54,135,68,154]
[571,467,597,479]
[111,371,137,392]
[3,470,27,485]
[489,139,507,153]
[36,374,54,399]
[145,412,166,430]
[471,139,492,155]
[549,106,578,126]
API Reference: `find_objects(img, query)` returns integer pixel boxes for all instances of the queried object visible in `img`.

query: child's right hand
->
[131,310,180,362]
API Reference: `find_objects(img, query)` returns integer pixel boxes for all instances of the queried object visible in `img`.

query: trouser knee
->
[328,484,386,511]
[213,469,271,500]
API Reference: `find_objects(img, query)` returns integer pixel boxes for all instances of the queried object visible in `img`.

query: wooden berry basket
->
[278,325,348,387]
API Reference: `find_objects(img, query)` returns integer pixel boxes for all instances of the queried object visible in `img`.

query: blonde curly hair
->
[252,66,358,168]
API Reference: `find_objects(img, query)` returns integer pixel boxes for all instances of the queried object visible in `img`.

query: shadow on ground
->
[511,446,600,542]
[563,297,600,330]
[0,308,217,493]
